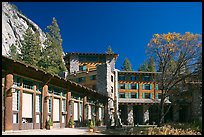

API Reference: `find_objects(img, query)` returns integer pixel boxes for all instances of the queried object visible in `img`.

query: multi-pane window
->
[142,84,152,90]
[78,77,86,82]
[36,94,41,112]
[131,84,138,89]
[80,102,83,117]
[79,65,87,71]
[48,98,52,113]
[13,113,18,123]
[36,82,42,92]
[131,92,136,98]
[119,84,125,89]
[118,75,125,81]
[143,76,152,82]
[13,75,21,87]
[155,84,159,90]
[62,90,66,97]
[53,87,61,96]
[12,89,19,111]
[62,99,66,112]
[48,87,52,94]
[142,92,152,99]
[130,75,139,81]
[119,93,125,98]
[23,79,34,90]
[90,75,96,80]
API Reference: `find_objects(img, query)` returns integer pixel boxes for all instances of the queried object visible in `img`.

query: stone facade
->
[69,55,79,74]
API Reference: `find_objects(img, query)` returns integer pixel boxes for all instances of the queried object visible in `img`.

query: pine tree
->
[19,27,41,68]
[8,43,18,60]
[39,17,67,75]
[121,58,133,71]
[148,56,156,72]
[138,60,149,71]
[106,45,114,54]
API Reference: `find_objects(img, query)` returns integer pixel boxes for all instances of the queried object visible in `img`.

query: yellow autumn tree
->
[146,32,202,125]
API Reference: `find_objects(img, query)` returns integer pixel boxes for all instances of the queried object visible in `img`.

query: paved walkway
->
[2,127,106,135]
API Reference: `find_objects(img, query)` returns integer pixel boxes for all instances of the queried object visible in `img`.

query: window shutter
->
[128,84,131,89]
[150,93,152,99]
[142,84,145,90]
[142,92,145,98]
[125,84,127,89]
[118,83,120,89]
[125,93,128,98]
[129,93,131,98]
[156,84,158,90]
[136,83,138,89]
[150,84,152,90]
[136,92,138,98]
[156,93,158,99]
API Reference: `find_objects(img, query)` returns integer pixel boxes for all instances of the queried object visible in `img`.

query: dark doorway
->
[133,105,143,125]
[119,105,128,125]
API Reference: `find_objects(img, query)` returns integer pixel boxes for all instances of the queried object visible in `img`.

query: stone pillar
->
[95,102,99,125]
[4,73,13,131]
[42,85,48,129]
[66,91,71,127]
[82,96,87,124]
[104,101,109,127]
[127,105,134,125]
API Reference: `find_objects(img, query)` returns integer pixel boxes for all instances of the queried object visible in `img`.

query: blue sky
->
[12,2,202,70]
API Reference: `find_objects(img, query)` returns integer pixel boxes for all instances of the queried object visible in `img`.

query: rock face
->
[2,2,46,56]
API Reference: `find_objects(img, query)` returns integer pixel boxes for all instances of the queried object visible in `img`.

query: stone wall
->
[69,55,79,74]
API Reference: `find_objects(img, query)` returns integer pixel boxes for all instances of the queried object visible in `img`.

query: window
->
[158,93,162,99]
[131,84,137,89]
[118,75,125,81]
[131,92,136,98]
[48,98,52,113]
[119,84,125,89]
[13,75,21,87]
[90,75,96,80]
[155,84,159,90]
[111,75,114,82]
[62,90,66,97]
[12,89,19,111]
[13,113,18,123]
[36,94,41,112]
[78,77,86,82]
[143,76,152,82]
[48,87,52,94]
[62,99,66,112]
[111,86,114,93]
[53,87,61,96]
[142,84,152,90]
[130,76,136,81]
[119,93,125,98]
[79,65,87,71]
[36,82,42,92]
[23,79,34,90]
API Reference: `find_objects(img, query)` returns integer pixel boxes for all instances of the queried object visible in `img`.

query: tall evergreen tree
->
[39,17,67,75]
[138,60,149,71]
[121,58,133,71]
[148,56,156,72]
[8,43,18,60]
[106,45,114,54]
[19,27,41,67]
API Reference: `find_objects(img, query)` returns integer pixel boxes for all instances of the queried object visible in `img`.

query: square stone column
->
[4,73,13,131]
